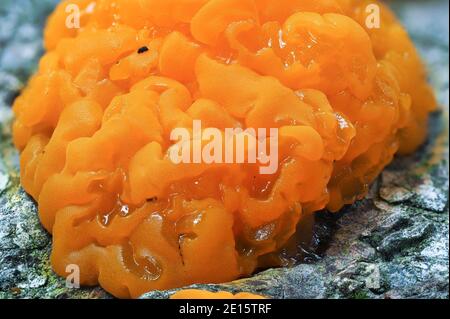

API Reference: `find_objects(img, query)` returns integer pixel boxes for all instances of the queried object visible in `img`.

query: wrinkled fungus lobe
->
[13,0,436,298]
[170,289,266,299]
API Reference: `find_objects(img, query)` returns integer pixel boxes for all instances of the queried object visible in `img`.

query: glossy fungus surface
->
[13,0,436,298]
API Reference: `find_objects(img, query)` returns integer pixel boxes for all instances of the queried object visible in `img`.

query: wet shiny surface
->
[0,0,442,300]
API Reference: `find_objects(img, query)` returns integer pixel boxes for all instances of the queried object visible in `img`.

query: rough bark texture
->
[0,0,448,299]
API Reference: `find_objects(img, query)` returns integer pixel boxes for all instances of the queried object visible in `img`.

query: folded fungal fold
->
[13,0,436,298]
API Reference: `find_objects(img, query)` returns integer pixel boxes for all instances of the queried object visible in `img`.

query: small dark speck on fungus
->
[137,46,149,54]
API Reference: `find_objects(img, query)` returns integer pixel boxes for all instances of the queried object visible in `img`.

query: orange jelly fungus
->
[170,289,266,299]
[13,0,436,298]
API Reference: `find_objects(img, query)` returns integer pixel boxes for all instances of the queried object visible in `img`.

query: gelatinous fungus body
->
[13,0,436,298]
[170,289,266,299]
